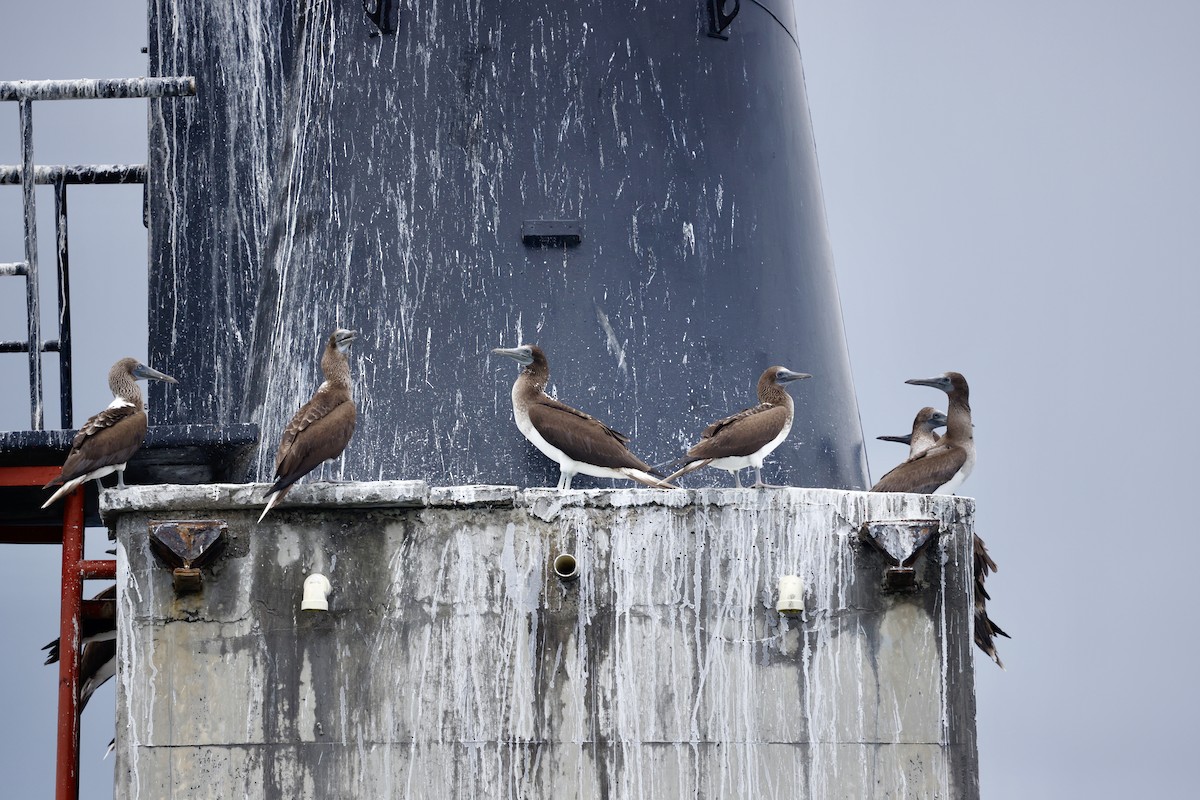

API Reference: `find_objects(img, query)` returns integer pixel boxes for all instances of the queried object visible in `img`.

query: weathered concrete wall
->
[104,484,978,799]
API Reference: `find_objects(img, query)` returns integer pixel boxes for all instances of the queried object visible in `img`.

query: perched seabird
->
[871,372,1007,667]
[876,406,947,460]
[259,329,358,522]
[42,358,177,508]
[661,366,812,488]
[491,344,666,489]
[870,372,974,495]
[42,584,117,710]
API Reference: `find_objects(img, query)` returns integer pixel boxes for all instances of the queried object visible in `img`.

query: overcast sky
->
[3,2,1199,798]
[794,3,1200,797]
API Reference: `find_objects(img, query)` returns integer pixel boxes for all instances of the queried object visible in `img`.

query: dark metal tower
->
[147,0,868,489]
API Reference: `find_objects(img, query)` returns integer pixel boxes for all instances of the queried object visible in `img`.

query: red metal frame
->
[0,465,114,800]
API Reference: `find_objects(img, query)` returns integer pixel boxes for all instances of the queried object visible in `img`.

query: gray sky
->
[3,2,1199,798]
[794,2,1200,797]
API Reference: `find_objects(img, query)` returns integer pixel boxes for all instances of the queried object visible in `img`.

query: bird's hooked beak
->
[132,363,177,384]
[906,374,952,392]
[776,369,812,384]
[492,346,534,366]
[333,329,358,353]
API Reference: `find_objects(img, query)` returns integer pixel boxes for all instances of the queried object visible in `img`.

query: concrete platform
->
[104,483,979,799]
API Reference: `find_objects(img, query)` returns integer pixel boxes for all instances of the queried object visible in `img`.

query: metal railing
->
[0,75,195,800]
[0,76,195,431]
[0,165,147,429]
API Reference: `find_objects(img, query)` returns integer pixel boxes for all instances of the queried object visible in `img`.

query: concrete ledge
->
[101,479,974,520]
[100,480,430,519]
[111,483,979,799]
[428,484,519,507]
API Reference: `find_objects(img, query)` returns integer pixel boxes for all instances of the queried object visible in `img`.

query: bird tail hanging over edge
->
[41,475,85,509]
[258,484,294,523]
[973,533,1010,669]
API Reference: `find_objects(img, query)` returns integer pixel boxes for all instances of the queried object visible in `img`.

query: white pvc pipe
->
[553,553,579,582]
[301,573,333,611]
[776,575,804,615]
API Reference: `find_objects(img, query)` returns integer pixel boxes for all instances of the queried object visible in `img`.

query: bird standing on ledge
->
[42,358,177,508]
[259,329,358,522]
[871,372,974,494]
[870,371,1007,667]
[492,344,666,490]
[876,406,947,460]
[661,366,811,488]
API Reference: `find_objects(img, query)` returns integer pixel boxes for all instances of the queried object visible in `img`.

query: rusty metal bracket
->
[148,519,228,594]
[859,519,941,591]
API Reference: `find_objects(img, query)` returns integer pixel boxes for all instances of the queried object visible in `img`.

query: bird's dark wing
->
[271,396,356,493]
[42,584,117,665]
[275,387,349,471]
[527,400,653,472]
[535,395,631,442]
[870,443,967,494]
[46,407,147,487]
[78,637,117,712]
[687,404,789,461]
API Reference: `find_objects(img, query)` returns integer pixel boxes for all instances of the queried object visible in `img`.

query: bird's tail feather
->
[651,455,691,473]
[258,484,292,523]
[41,477,82,509]
[658,459,710,486]
[621,468,678,489]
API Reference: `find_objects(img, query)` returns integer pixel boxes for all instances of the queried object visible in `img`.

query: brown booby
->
[876,406,947,460]
[42,584,117,711]
[259,329,358,522]
[871,372,1007,667]
[870,372,974,495]
[660,366,812,488]
[41,358,177,508]
[491,344,666,489]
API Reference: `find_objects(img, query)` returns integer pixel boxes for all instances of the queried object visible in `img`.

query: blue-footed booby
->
[259,329,358,522]
[42,584,117,710]
[870,372,974,495]
[876,406,947,460]
[42,358,177,508]
[661,366,812,488]
[492,344,666,489]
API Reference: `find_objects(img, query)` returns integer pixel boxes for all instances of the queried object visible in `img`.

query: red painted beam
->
[55,487,84,800]
[81,559,116,581]
[0,464,60,486]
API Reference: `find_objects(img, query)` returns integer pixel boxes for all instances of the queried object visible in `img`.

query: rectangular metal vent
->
[521,220,583,247]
